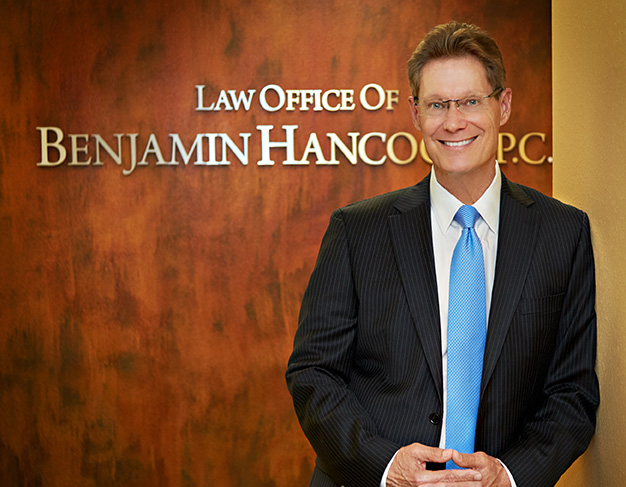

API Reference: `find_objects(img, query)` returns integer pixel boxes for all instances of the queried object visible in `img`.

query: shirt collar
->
[430,163,502,235]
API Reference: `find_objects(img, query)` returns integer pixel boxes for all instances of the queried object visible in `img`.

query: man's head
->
[407,21,512,202]
[408,21,506,99]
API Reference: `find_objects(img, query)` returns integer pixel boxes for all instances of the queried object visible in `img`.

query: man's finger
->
[415,466,482,484]
[451,450,481,468]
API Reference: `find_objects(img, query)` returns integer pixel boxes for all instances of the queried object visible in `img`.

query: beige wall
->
[553,1,626,485]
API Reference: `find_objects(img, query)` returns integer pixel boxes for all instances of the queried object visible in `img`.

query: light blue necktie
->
[446,205,486,469]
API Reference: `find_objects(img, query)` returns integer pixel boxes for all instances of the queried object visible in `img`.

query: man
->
[286,21,599,487]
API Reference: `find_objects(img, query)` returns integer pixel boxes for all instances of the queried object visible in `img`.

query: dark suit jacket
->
[286,173,599,487]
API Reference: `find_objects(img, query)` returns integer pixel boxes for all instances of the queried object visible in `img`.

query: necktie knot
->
[454,205,480,229]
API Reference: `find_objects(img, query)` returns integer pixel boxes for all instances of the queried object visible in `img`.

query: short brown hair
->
[408,21,506,98]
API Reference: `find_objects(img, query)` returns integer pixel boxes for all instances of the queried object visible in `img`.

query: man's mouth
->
[440,136,478,147]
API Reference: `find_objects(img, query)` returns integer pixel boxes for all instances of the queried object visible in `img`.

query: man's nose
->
[443,102,467,131]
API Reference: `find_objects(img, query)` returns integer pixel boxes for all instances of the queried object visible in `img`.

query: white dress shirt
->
[380,163,517,486]
[430,164,501,449]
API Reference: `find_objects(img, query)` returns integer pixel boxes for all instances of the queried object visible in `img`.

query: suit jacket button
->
[429,413,441,425]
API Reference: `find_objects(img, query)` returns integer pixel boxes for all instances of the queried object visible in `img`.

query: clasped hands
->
[386,443,511,487]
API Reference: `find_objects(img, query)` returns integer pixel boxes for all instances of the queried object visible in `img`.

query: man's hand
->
[450,451,511,487]
[386,443,482,486]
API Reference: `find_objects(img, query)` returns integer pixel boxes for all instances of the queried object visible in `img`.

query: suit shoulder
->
[506,179,589,224]
[333,185,418,221]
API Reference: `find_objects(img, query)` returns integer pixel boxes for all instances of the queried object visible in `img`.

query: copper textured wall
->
[0,1,551,485]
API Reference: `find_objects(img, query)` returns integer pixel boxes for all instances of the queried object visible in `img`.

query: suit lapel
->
[386,174,540,401]
[481,174,540,396]
[388,175,443,399]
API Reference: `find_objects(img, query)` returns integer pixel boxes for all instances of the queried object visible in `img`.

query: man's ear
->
[408,96,422,132]
[499,88,513,126]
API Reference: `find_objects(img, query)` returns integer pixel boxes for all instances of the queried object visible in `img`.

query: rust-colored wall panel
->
[0,1,551,485]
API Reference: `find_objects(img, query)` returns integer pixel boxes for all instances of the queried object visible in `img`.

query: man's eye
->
[429,102,445,110]
[463,98,480,107]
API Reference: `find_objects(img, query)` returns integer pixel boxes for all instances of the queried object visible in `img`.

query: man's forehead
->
[418,56,491,98]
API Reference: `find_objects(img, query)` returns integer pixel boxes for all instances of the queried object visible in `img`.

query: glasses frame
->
[413,87,504,115]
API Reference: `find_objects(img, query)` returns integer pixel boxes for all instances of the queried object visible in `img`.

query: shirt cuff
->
[497,459,517,487]
[380,450,399,487]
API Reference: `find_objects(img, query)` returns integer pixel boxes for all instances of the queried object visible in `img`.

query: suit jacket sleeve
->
[498,210,599,486]
[285,208,399,487]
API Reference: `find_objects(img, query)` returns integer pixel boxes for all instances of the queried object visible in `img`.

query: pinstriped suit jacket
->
[286,173,599,487]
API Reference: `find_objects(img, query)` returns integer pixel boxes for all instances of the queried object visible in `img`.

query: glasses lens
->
[457,97,484,114]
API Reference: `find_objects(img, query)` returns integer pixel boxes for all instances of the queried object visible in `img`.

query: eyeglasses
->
[414,87,504,118]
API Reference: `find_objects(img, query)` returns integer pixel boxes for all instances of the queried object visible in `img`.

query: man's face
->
[409,56,512,188]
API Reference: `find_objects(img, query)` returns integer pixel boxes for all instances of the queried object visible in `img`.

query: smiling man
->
[286,21,599,487]
[409,55,511,205]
